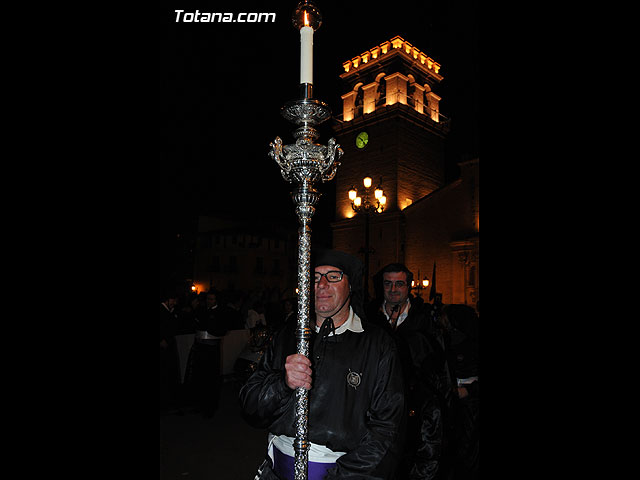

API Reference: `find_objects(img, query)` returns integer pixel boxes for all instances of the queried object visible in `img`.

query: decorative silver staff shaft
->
[269,96,343,480]
[269,3,340,477]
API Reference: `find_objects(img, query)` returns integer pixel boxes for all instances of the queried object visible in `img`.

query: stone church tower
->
[331,36,450,298]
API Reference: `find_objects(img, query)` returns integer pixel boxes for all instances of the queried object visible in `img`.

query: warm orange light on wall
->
[340,36,442,124]
[391,36,404,49]
[400,198,413,210]
[192,282,207,294]
[341,36,440,79]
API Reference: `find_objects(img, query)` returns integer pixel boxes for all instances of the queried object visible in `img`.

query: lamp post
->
[411,269,430,298]
[269,2,343,479]
[348,177,386,300]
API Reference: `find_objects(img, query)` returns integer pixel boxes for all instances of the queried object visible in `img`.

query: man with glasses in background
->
[240,249,406,480]
[367,263,453,480]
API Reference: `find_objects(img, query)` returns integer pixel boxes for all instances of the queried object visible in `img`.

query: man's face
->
[383,271,410,306]
[206,294,217,308]
[167,298,177,309]
[314,265,350,318]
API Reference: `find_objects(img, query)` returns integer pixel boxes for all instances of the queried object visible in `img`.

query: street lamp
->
[348,176,386,214]
[411,269,430,297]
[348,176,386,300]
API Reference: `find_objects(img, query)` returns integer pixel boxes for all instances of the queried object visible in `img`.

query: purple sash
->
[273,446,336,480]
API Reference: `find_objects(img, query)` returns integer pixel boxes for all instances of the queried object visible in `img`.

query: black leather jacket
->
[365,297,453,480]
[239,311,406,479]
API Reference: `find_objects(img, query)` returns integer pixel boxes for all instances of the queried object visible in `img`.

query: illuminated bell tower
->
[331,36,450,290]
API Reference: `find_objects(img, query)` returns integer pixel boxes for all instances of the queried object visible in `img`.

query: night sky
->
[161,0,478,237]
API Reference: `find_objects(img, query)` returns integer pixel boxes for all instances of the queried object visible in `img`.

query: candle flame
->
[304,11,309,26]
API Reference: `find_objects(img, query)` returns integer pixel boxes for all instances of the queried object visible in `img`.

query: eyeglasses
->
[383,280,407,289]
[314,271,344,283]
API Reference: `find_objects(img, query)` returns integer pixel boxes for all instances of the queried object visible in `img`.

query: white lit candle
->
[300,13,313,84]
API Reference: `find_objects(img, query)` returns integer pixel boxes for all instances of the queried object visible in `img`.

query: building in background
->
[330,36,479,307]
[191,215,298,298]
[403,158,479,306]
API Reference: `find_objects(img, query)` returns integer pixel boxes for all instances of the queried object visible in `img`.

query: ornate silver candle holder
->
[269,96,343,480]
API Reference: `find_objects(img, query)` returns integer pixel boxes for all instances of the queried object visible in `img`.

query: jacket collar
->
[315,307,364,336]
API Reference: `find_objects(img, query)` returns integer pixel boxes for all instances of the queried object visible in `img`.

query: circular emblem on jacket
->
[346,369,362,389]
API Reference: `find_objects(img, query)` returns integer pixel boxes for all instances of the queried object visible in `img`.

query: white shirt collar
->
[382,298,411,328]
[315,306,364,335]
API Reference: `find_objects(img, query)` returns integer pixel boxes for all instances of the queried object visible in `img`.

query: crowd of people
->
[159,286,297,417]
[160,250,479,479]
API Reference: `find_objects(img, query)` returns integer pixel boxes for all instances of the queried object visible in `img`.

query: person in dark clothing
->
[177,292,199,335]
[160,291,182,413]
[270,297,295,332]
[225,291,245,330]
[184,290,229,418]
[367,263,452,480]
[441,304,479,480]
[240,249,405,480]
[282,297,296,325]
